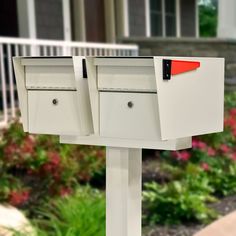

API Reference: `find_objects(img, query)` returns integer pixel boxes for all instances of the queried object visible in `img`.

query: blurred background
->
[1,0,236,236]
[0,0,235,127]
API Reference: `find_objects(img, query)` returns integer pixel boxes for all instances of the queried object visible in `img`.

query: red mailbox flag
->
[171,60,200,75]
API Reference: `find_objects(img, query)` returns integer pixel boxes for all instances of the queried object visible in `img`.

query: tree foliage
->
[199,0,217,37]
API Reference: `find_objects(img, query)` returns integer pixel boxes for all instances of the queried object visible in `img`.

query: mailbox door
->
[100,92,161,140]
[154,56,224,140]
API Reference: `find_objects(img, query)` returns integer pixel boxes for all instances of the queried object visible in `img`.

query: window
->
[150,0,162,36]
[150,0,177,37]
[165,0,176,36]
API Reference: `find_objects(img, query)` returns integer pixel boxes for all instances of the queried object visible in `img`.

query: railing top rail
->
[0,37,139,51]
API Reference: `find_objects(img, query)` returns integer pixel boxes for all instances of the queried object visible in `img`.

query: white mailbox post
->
[14,56,224,236]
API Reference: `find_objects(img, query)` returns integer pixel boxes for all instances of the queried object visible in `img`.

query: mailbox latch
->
[163,59,200,80]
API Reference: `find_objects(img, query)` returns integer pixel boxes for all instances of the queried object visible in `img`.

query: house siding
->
[128,0,146,36]
[35,0,64,40]
[180,0,196,37]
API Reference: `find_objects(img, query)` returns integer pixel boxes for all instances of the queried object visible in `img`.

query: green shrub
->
[199,1,217,37]
[207,163,236,196]
[143,164,217,225]
[224,92,236,110]
[31,187,105,236]
[143,92,236,225]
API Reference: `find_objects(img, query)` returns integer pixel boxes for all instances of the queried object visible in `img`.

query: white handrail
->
[0,37,139,50]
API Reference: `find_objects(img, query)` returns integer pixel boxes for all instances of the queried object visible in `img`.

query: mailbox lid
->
[95,57,156,92]
[155,56,224,140]
[22,58,76,90]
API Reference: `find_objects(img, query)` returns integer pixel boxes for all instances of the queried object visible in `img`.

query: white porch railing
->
[0,37,139,128]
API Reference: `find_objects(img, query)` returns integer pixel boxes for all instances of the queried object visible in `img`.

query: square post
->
[106,147,142,236]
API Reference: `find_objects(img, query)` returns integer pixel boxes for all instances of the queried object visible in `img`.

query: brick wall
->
[123,37,236,90]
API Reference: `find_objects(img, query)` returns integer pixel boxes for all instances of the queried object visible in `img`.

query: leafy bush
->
[143,164,217,225]
[224,92,236,110]
[0,120,105,210]
[32,187,105,236]
[199,1,217,37]
[143,92,236,225]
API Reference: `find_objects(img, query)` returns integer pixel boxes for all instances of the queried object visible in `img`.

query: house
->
[0,0,199,42]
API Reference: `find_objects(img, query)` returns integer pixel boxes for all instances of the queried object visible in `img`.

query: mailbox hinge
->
[163,59,172,80]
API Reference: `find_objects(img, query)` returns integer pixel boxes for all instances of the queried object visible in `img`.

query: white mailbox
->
[13,57,93,136]
[60,56,224,150]
[13,56,224,236]
[98,57,223,136]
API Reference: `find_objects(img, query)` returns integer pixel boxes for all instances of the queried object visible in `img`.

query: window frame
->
[146,0,181,37]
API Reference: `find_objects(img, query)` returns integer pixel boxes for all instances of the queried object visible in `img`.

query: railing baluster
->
[71,47,75,56]
[0,44,8,126]
[74,48,78,56]
[56,46,61,56]
[31,44,39,56]
[7,44,16,118]
[94,49,97,56]
[43,46,47,56]
[77,48,81,56]
[14,44,19,56]
[109,49,112,56]
[22,45,27,56]
[50,46,54,56]
[98,48,102,56]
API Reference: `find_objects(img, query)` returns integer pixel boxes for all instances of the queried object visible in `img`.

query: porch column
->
[62,0,72,41]
[72,0,86,41]
[17,0,38,56]
[16,0,36,39]
[218,0,236,38]
[116,0,130,38]
[104,0,116,43]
